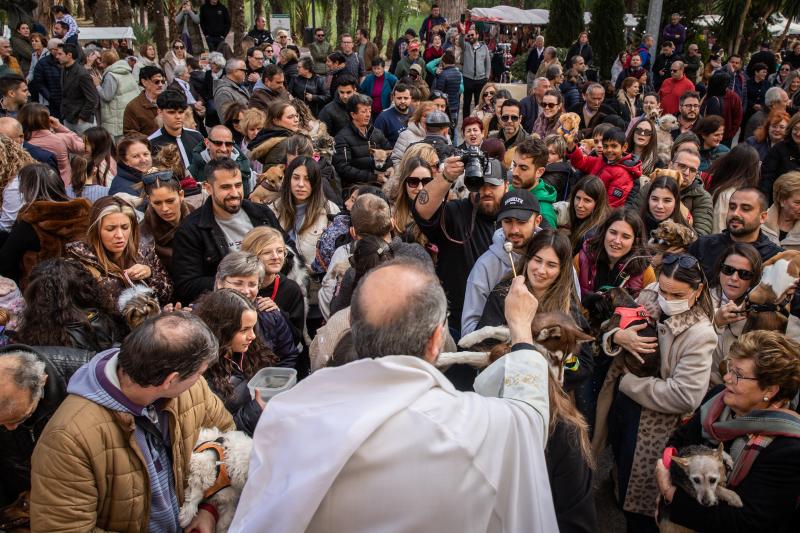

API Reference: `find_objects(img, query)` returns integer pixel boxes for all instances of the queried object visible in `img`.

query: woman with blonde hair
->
[0,134,34,220]
[391,101,438,169]
[237,107,267,173]
[471,83,497,121]
[279,47,299,87]
[392,155,434,256]
[66,196,172,304]
[762,170,800,249]
[241,226,305,342]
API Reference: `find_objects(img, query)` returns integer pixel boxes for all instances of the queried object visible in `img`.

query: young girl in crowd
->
[625,116,660,176]
[139,170,194,269]
[560,175,610,254]
[241,226,306,344]
[640,175,688,236]
[67,155,111,203]
[83,127,117,186]
[66,196,173,305]
[707,143,760,233]
[193,288,275,435]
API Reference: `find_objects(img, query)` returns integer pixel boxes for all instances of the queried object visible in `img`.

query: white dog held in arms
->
[179,427,253,532]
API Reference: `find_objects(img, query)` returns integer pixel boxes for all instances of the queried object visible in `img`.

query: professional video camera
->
[454,146,490,192]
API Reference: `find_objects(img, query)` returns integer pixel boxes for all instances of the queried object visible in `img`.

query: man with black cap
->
[420,109,457,160]
[412,156,507,339]
[461,190,542,337]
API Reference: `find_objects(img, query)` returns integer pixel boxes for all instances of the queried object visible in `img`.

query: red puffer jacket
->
[568,148,642,207]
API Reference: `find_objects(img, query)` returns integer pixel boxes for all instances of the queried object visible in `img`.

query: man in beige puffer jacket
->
[30,312,234,533]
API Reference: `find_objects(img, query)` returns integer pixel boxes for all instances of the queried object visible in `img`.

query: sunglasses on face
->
[209,139,235,147]
[542,102,558,109]
[634,127,653,136]
[151,79,166,85]
[406,177,434,187]
[174,45,185,50]
[142,171,177,185]
[485,91,495,97]
[721,264,754,280]
[501,114,520,122]
[266,49,274,53]
[670,69,680,73]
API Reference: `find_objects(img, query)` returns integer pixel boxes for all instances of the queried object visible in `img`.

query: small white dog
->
[656,114,679,165]
[179,427,253,533]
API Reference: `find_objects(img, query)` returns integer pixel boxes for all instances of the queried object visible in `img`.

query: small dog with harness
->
[179,427,253,533]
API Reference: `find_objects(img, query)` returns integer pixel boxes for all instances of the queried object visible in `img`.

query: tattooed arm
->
[413,155,464,221]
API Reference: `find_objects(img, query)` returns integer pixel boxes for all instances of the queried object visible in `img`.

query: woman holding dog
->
[762,171,800,249]
[657,330,800,532]
[194,288,275,435]
[249,101,301,171]
[709,243,763,385]
[139,170,194,270]
[66,196,173,305]
[477,229,598,533]
[595,252,716,532]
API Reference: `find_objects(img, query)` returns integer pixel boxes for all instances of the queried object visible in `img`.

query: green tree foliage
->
[589,0,625,78]
[547,0,585,48]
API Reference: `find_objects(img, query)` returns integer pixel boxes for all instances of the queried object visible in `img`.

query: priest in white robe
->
[230,259,559,533]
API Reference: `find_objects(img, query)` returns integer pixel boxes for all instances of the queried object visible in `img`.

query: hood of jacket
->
[543,161,572,177]
[531,177,557,203]
[105,59,133,76]
[115,161,145,185]
[67,349,149,416]
[680,176,706,198]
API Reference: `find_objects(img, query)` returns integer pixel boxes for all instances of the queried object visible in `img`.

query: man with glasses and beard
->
[171,158,291,304]
[310,28,332,76]
[189,125,253,196]
[124,66,167,136]
[490,98,531,151]
[412,155,507,337]
[462,28,492,120]
[674,91,701,138]
[688,187,782,280]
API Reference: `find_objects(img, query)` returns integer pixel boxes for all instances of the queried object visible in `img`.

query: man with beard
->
[688,187,782,280]
[461,190,542,337]
[672,91,701,139]
[373,83,413,145]
[188,125,253,196]
[412,156,507,336]
[490,99,531,151]
[510,138,557,228]
[171,158,290,303]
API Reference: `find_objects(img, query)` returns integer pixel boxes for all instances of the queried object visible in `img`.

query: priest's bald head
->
[350,258,446,363]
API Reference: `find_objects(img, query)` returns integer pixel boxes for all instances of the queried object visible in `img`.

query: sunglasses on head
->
[405,176,434,187]
[431,91,447,99]
[721,264,754,280]
[209,139,235,147]
[662,253,699,270]
[142,171,177,185]
[501,114,520,122]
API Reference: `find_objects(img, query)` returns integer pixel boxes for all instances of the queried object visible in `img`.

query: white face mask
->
[658,293,691,316]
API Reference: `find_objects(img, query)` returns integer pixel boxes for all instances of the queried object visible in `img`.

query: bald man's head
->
[350,258,446,361]
[0,117,23,144]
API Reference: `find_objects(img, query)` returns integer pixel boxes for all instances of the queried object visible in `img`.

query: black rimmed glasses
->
[723,359,759,385]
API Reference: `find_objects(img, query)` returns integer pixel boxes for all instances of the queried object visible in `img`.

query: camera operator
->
[419,109,458,160]
[412,155,507,341]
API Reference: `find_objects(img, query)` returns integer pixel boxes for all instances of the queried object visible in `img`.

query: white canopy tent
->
[469,6,639,28]
[75,27,136,41]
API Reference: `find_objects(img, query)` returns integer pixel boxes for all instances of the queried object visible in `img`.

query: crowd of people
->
[0,2,799,532]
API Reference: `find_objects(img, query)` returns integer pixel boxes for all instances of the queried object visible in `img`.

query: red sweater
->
[568,148,642,207]
[659,76,695,115]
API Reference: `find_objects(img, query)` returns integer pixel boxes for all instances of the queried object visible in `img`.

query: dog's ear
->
[672,456,690,471]
[575,330,594,343]
[716,443,735,472]
[536,326,562,341]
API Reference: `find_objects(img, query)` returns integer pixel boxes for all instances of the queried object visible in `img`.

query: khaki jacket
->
[762,203,800,250]
[30,378,234,532]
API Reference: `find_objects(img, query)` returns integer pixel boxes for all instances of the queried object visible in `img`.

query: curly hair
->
[730,330,800,404]
[0,135,35,195]
[192,289,278,398]
[15,258,117,347]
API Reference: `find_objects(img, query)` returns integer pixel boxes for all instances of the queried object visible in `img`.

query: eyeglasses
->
[681,103,700,109]
[723,359,759,385]
[634,127,653,136]
[173,45,185,50]
[542,102,559,109]
[142,171,177,185]
[405,176,434,187]
[266,49,274,53]
[720,263,754,280]
[662,253,700,271]
[252,55,265,60]
[674,161,698,175]
[151,79,166,85]
[501,114,520,122]
[209,139,236,147]
[485,91,496,97]
[260,248,286,258]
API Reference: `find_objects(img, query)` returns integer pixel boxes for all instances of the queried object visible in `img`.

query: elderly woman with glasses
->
[656,330,800,532]
[762,171,800,249]
[595,252,717,530]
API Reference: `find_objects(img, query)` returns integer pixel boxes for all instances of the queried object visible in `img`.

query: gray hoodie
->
[462,40,492,81]
[68,350,181,532]
[461,228,521,337]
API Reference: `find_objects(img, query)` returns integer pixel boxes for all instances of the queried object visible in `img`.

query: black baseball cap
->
[483,158,506,186]
[496,189,540,221]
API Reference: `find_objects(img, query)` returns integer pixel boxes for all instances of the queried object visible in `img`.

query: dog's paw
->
[178,504,197,527]
[717,486,744,508]
[458,326,511,348]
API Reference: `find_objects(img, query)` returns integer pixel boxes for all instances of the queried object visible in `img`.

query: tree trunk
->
[733,0,752,56]
[272,1,286,14]
[321,0,333,32]
[776,15,794,52]
[118,1,134,26]
[336,0,352,37]
[94,0,113,27]
[254,0,264,18]
[167,1,180,45]
[436,0,466,24]
[34,0,55,30]
[375,11,385,50]
[149,0,169,58]
[229,0,246,51]
[356,0,369,30]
